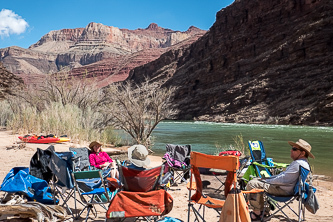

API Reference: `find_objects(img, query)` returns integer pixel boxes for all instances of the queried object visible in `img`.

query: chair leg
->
[85,205,93,222]
[213,174,225,193]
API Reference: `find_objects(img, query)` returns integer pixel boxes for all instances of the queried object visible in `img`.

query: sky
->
[0,0,234,49]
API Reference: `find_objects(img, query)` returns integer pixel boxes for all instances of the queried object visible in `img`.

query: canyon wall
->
[128,0,333,125]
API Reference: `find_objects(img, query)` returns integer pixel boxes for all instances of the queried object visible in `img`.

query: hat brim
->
[128,145,151,167]
[288,141,315,159]
[89,141,102,149]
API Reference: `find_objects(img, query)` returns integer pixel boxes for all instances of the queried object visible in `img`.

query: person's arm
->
[266,161,299,185]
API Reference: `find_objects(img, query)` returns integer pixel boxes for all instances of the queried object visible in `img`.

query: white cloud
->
[0,9,29,37]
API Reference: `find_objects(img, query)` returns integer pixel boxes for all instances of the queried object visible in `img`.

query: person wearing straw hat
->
[88,141,119,178]
[246,139,314,220]
[127,144,151,170]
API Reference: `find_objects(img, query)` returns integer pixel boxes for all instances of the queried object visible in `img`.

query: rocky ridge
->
[128,0,333,125]
[0,23,205,84]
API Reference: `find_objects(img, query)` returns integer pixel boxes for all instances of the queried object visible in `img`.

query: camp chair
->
[262,166,310,222]
[106,163,173,221]
[69,147,96,172]
[241,141,288,185]
[72,170,112,221]
[28,146,76,211]
[163,144,191,184]
[187,151,250,222]
[48,151,76,215]
[211,151,250,193]
[118,163,166,192]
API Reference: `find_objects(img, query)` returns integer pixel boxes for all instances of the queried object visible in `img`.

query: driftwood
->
[0,202,70,222]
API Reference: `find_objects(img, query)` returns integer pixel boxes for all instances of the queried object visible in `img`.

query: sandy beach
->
[0,129,332,221]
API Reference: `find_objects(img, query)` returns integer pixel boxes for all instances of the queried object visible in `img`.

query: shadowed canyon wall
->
[128,0,333,125]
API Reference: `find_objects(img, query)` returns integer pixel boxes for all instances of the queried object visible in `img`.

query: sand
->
[0,129,332,221]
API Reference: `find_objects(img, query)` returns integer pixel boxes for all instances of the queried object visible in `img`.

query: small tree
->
[103,79,176,148]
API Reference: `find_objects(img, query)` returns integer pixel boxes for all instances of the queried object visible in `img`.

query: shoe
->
[250,211,262,221]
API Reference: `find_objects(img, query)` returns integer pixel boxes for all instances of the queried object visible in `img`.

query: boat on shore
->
[18,134,70,144]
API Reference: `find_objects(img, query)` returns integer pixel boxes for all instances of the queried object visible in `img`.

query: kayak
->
[56,137,71,143]
[18,135,60,144]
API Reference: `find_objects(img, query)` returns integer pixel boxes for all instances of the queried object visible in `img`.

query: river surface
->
[147,121,333,180]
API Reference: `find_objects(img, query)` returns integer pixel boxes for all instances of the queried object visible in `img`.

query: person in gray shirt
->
[246,139,314,220]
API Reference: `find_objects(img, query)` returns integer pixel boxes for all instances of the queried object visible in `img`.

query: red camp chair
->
[106,163,173,221]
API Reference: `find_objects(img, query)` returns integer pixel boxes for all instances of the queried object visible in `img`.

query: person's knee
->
[246,179,255,191]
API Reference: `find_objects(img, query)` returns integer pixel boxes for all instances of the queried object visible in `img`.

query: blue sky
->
[0,0,234,49]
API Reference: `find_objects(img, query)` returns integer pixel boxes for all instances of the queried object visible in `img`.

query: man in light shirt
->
[246,139,314,220]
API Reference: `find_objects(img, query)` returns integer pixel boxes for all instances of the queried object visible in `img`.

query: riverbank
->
[0,129,332,221]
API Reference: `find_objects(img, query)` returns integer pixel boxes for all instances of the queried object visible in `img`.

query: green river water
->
[146,121,333,181]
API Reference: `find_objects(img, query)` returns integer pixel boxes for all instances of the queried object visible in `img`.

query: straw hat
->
[288,139,315,159]
[128,144,151,167]
[89,141,102,150]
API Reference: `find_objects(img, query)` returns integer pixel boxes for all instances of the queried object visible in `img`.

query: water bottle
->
[161,171,173,185]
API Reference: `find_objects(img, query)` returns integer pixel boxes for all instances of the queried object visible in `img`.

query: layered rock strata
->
[128,0,333,125]
[0,23,205,84]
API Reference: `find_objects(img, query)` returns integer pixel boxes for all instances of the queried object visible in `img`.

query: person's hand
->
[100,163,109,169]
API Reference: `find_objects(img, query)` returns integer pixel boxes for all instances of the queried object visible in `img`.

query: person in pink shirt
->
[88,141,119,178]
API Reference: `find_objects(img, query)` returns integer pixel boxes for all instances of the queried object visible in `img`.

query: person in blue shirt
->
[127,144,151,170]
[246,139,314,220]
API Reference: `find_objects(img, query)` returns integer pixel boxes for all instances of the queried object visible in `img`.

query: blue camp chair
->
[244,141,288,180]
[262,166,310,222]
[72,170,113,221]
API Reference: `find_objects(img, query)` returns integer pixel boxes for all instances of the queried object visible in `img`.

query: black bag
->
[304,185,319,214]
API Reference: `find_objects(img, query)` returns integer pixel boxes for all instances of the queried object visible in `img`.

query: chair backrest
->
[119,164,165,192]
[248,140,274,178]
[49,151,74,189]
[190,152,239,199]
[248,141,267,163]
[72,170,109,201]
[165,144,191,163]
[69,147,92,171]
[293,165,310,196]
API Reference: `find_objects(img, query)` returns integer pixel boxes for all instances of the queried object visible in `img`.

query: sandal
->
[250,211,262,221]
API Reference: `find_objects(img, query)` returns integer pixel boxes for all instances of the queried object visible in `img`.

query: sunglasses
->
[291,147,300,151]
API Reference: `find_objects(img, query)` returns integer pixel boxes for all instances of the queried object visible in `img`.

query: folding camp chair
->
[262,166,311,222]
[241,141,288,187]
[163,144,191,184]
[187,151,249,222]
[70,147,96,172]
[211,151,250,193]
[48,151,75,214]
[72,170,112,221]
[118,163,166,192]
[106,163,173,221]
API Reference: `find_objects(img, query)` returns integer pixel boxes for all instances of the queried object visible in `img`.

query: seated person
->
[127,144,151,170]
[88,141,119,178]
[246,139,313,220]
